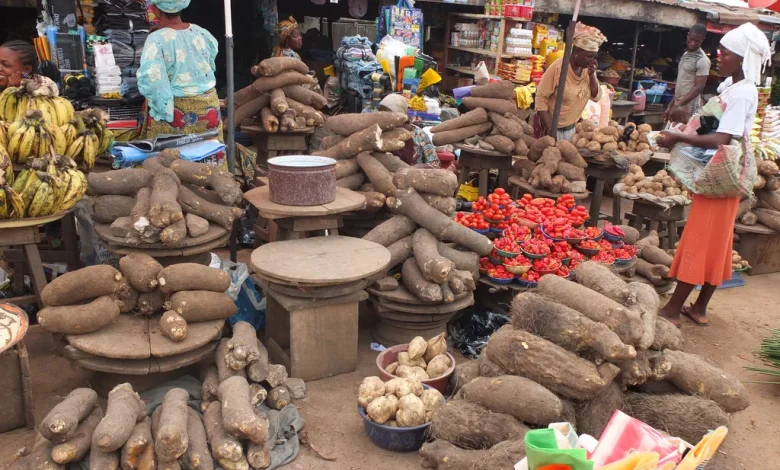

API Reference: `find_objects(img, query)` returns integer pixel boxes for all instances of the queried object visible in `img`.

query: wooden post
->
[628,23,640,94]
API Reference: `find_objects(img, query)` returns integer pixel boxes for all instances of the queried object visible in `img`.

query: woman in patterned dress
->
[273,17,303,59]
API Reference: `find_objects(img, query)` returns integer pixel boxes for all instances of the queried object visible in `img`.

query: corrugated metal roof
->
[642,0,780,25]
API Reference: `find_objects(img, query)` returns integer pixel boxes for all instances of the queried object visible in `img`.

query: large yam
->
[537,275,643,346]
[754,208,780,232]
[624,282,659,350]
[653,317,684,350]
[421,194,456,215]
[556,161,586,181]
[155,388,190,461]
[652,350,749,412]
[51,406,104,464]
[393,168,459,197]
[40,388,98,443]
[254,57,308,76]
[485,326,621,400]
[574,382,623,438]
[363,215,417,247]
[462,97,519,116]
[313,124,383,160]
[372,151,410,172]
[385,235,413,271]
[93,383,146,452]
[483,135,515,154]
[459,376,563,425]
[402,258,442,303]
[38,295,120,334]
[41,265,122,307]
[635,259,670,285]
[167,291,237,323]
[87,168,153,196]
[639,245,674,267]
[157,263,230,294]
[325,111,407,136]
[148,170,183,228]
[180,408,214,470]
[169,159,241,205]
[437,242,479,280]
[617,225,640,245]
[218,376,269,443]
[487,112,523,140]
[250,71,314,94]
[429,400,529,449]
[757,189,780,212]
[470,82,516,100]
[431,122,492,146]
[419,439,526,470]
[430,108,488,133]
[203,401,244,462]
[280,85,327,109]
[387,188,493,255]
[177,185,243,229]
[574,261,628,302]
[356,151,397,196]
[93,195,136,224]
[450,361,480,394]
[120,253,163,293]
[234,94,270,126]
[412,229,455,283]
[510,292,636,361]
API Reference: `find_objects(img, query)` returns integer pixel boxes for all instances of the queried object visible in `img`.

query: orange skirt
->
[669,194,739,286]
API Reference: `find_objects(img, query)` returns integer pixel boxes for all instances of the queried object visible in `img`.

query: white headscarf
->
[720,22,772,85]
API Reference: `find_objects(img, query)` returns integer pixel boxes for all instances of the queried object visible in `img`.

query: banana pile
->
[0,154,87,219]
[754,139,780,161]
[0,80,74,125]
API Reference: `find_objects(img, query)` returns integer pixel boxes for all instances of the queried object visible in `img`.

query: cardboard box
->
[442,76,474,92]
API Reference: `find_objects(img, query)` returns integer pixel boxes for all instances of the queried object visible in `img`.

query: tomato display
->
[551,241,572,262]
[613,248,633,260]
[503,225,532,242]
[604,223,626,237]
[584,226,603,239]
[455,212,490,231]
[487,264,514,280]
[520,239,551,256]
[556,266,571,278]
[591,251,616,265]
[532,257,562,273]
[504,255,532,267]
[494,237,521,254]
[578,240,601,251]
[518,269,541,283]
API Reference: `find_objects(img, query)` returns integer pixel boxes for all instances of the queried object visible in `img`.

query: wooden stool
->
[735,222,780,275]
[242,126,313,168]
[3,213,80,273]
[628,200,687,249]
[454,144,512,198]
[1,225,48,307]
[0,341,34,432]
[584,159,627,227]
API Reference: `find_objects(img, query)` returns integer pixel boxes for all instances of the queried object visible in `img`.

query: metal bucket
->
[267,155,337,206]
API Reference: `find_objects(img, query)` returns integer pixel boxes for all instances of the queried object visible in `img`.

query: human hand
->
[7,71,23,87]
[656,131,680,148]
[588,59,598,76]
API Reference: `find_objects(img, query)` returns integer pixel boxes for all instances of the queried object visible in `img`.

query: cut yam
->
[93,195,136,224]
[510,292,636,361]
[180,408,214,470]
[652,350,750,412]
[412,228,455,283]
[41,264,122,307]
[462,97,519,116]
[218,376,269,443]
[119,417,152,470]
[325,111,407,136]
[372,152,410,172]
[154,388,190,461]
[387,188,493,255]
[459,375,563,425]
[363,215,417,247]
[393,168,459,197]
[313,124,383,160]
[177,185,243,230]
[119,253,163,293]
[420,193,456,215]
[167,290,238,323]
[92,383,146,452]
[38,295,120,335]
[430,108,489,134]
[159,311,188,342]
[335,172,365,190]
[225,321,261,370]
[401,258,442,303]
[487,112,523,140]
[280,85,327,109]
[87,168,153,196]
[40,388,98,443]
[356,191,387,214]
[485,326,621,400]
[50,407,104,464]
[157,263,230,295]
[250,71,314,94]
[203,401,244,463]
[431,122,492,146]
[356,151,397,196]
[429,399,529,449]
[653,317,684,351]
[169,159,241,205]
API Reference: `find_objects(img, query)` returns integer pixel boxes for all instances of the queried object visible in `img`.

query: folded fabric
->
[112,139,225,167]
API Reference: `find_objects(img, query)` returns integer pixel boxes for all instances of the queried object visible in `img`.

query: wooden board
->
[255,274,367,299]
[241,125,314,134]
[67,315,151,360]
[244,186,366,219]
[372,292,474,314]
[251,236,390,286]
[650,152,670,164]
[264,287,368,312]
[0,210,70,229]
[154,342,217,373]
[149,318,224,358]
[376,309,457,323]
[454,143,510,157]
[94,223,228,249]
[508,176,589,200]
[367,284,470,305]
[737,230,780,276]
[108,232,231,257]
[66,342,217,375]
[735,222,776,235]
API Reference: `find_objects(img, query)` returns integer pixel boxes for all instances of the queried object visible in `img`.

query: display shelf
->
[446,65,476,76]
[448,45,511,59]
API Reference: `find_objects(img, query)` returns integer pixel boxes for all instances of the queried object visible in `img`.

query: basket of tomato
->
[520,239,551,259]
[487,265,515,284]
[584,226,603,241]
[502,225,532,242]
[488,249,504,266]
[591,251,616,265]
[516,269,541,287]
[555,266,572,279]
[533,257,562,275]
[613,246,637,264]
[479,257,493,274]
[494,238,521,259]
[576,239,601,257]
[550,241,571,265]
[488,188,513,208]
[562,227,588,244]
[455,212,490,234]
[504,255,532,274]
[603,223,625,242]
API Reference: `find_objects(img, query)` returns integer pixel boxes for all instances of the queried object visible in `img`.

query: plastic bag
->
[589,410,682,468]
[474,61,490,85]
[73,199,119,268]
[598,452,664,470]
[457,181,480,202]
[525,428,593,470]
[217,255,266,331]
[448,308,510,358]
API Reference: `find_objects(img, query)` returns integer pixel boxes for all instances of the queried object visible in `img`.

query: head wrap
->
[149,0,190,14]
[272,17,299,56]
[572,22,607,53]
[379,94,409,114]
[720,22,772,85]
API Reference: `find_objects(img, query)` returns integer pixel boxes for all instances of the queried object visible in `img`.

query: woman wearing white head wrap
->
[656,22,770,327]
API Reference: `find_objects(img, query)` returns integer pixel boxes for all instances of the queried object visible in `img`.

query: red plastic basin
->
[375,343,455,394]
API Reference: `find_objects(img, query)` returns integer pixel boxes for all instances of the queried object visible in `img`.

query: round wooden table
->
[454,144,512,198]
[244,186,366,242]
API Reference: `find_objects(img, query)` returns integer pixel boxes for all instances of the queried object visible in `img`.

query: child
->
[664,106,690,133]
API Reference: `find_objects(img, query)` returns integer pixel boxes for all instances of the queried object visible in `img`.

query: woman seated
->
[378,94,440,168]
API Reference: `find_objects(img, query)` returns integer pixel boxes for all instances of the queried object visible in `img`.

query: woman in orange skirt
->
[656,23,770,326]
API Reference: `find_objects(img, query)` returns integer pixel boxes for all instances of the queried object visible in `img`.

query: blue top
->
[137,24,219,122]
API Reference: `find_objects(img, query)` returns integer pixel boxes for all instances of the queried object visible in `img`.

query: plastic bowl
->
[471,227,490,235]
[603,231,623,242]
[358,393,435,451]
[576,246,601,257]
[540,225,565,242]
[520,247,549,260]
[487,274,516,285]
[504,263,532,274]
[615,256,635,265]
[534,260,562,276]
[516,278,539,287]
[565,236,587,245]
[496,248,520,259]
[376,344,455,394]
[586,228,604,241]
[489,255,503,265]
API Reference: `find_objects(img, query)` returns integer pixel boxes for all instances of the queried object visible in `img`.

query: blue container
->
[646,93,663,104]
[661,93,674,105]
[603,231,623,243]
[488,274,515,285]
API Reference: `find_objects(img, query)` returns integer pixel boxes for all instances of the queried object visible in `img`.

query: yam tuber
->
[177,185,243,230]
[574,261,628,302]
[483,135,515,154]
[459,376,563,425]
[41,264,122,307]
[485,326,621,400]
[356,191,387,214]
[38,295,120,334]
[266,386,291,409]
[437,242,480,280]
[254,57,309,76]
[363,215,417,247]
[431,122,492,146]
[653,317,683,351]
[556,140,587,168]
[159,311,188,342]
[90,449,120,470]
[40,388,98,444]
[419,439,527,470]
[246,415,271,469]
[203,401,244,463]
[225,321,261,370]
[385,235,413,271]
[249,383,268,406]
[200,366,219,403]
[130,187,153,237]
[314,124,383,159]
[574,382,623,438]
[93,195,136,224]
[487,112,523,139]
[119,417,152,470]
[617,225,640,245]
[325,111,407,136]
[556,161,586,181]
[285,98,324,126]
[625,281,659,350]
[754,208,780,232]
[639,244,674,267]
[652,350,749,412]
[169,158,241,205]
[180,408,214,470]
[421,193,456,215]
[234,94,270,126]
[412,229,455,283]
[269,88,287,114]
[635,259,670,285]
[372,151,410,172]
[148,170,183,228]
[260,107,279,133]
[430,108,488,133]
[462,97,519,116]
[757,189,780,211]
[218,376,269,443]
[471,82,516,101]
[137,290,166,316]
[335,158,359,179]
[394,167,459,197]
[250,71,314,94]
[93,383,146,452]
[387,188,493,255]
[528,136,555,162]
[429,399,529,449]
[450,361,480,394]
[87,168,153,196]
[49,407,103,464]
[336,172,365,190]
[280,85,327,109]
[511,292,636,361]
[157,263,230,295]
[167,290,237,322]
[402,258,442,303]
[120,253,163,293]
[356,151,397,196]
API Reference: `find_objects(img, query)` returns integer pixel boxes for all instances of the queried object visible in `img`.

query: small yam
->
[93,383,146,452]
[200,366,219,404]
[159,311,188,342]
[459,375,563,425]
[249,383,268,406]
[285,98,324,127]
[218,376,269,443]
[120,253,163,293]
[110,217,134,238]
[137,290,166,316]
[269,88,287,114]
[38,295,120,335]
[167,290,238,323]
[116,278,139,313]
[225,321,261,370]
[429,400,529,449]
[157,263,230,295]
[179,408,214,470]
[50,407,104,464]
[266,386,291,410]
[385,377,422,398]
[427,354,451,378]
[260,107,278,133]
[635,259,670,285]
[396,365,429,382]
[130,187,152,236]
[437,243,480,280]
[424,333,448,363]
[40,388,98,444]
[528,136,555,161]
[216,338,247,383]
[396,394,426,427]
[265,363,289,388]
[41,265,122,307]
[412,228,455,283]
[87,168,153,196]
[483,135,515,154]
[184,213,209,238]
[203,401,244,463]
[119,417,152,469]
[398,351,426,368]
[245,414,271,469]
[431,122,492,146]
[93,195,136,224]
[325,111,407,136]
[358,376,386,408]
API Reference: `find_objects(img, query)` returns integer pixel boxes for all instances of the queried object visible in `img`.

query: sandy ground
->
[1,272,779,469]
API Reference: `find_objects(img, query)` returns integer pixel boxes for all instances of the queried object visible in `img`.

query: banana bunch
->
[4,110,69,164]
[60,109,114,169]
[0,80,75,125]
[2,154,87,219]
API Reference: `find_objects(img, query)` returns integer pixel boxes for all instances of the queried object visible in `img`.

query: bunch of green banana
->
[5,155,87,219]
[5,110,68,164]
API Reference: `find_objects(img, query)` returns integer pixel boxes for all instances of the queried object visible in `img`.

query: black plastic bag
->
[448,308,510,359]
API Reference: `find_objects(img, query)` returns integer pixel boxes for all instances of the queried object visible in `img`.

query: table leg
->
[498,169,508,192]
[458,165,471,186]
[23,243,47,304]
[478,170,489,198]
[588,179,605,227]
[611,191,622,225]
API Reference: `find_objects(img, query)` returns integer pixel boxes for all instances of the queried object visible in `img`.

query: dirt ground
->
[1,272,779,469]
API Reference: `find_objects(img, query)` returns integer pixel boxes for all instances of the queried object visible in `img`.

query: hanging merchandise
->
[349,0,368,18]
[378,0,424,50]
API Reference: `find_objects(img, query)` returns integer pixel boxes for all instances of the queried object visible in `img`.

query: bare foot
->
[658,305,681,328]
[681,304,709,326]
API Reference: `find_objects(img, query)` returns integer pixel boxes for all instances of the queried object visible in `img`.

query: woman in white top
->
[656,22,770,327]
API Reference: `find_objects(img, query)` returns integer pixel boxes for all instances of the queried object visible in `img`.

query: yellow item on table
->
[515,83,536,109]
[457,181,479,202]
[418,68,442,93]
[674,427,728,470]
[409,95,427,111]
[540,38,554,59]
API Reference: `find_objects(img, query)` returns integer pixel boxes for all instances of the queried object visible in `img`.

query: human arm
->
[137,37,175,122]
[534,62,559,132]
[674,75,707,108]
[588,59,600,99]
[656,131,731,149]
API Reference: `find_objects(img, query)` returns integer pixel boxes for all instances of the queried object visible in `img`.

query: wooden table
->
[251,236,390,380]
[735,222,780,275]
[244,186,365,243]
[625,199,687,249]
[242,126,313,169]
[611,100,635,125]
[455,144,512,198]
[584,158,628,227]
[508,176,590,201]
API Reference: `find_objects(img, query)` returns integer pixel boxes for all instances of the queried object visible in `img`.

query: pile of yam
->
[748,163,780,232]
[89,148,243,247]
[234,56,325,131]
[382,334,453,382]
[618,231,673,287]
[620,166,690,199]
[37,255,237,342]
[359,375,444,428]
[514,137,588,194]
[421,262,749,467]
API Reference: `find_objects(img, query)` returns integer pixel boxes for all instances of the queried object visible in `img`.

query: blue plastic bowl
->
[471,227,490,235]
[358,404,430,452]
[540,225,565,242]
[516,277,539,287]
[615,256,635,265]
[488,274,515,284]
[603,231,623,243]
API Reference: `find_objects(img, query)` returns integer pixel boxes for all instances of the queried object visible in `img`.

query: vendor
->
[137,0,220,141]
[0,40,58,95]
[656,22,770,327]
[378,94,440,168]
[273,17,303,59]
[534,23,606,141]
[665,24,709,120]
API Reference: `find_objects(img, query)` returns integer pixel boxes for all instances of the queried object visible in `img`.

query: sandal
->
[681,305,709,326]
